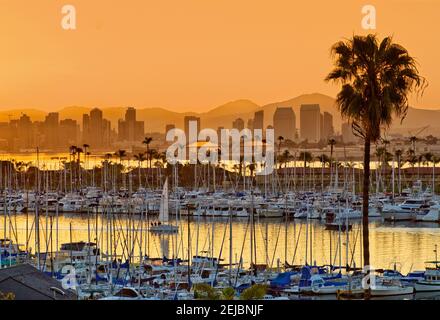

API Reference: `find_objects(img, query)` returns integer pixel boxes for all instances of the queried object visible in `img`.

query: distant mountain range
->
[1,93,439,135]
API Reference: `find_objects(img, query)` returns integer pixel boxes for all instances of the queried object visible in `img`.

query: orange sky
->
[0,0,439,112]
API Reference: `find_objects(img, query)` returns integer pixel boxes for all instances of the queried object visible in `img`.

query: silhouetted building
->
[184,116,200,159]
[300,104,321,143]
[232,118,245,131]
[273,107,295,141]
[118,107,144,142]
[253,110,264,131]
[342,122,356,143]
[82,108,111,148]
[322,112,334,140]
[60,119,80,148]
[43,112,59,149]
[16,114,35,150]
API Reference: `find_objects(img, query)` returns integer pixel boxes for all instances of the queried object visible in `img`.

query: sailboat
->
[150,178,179,234]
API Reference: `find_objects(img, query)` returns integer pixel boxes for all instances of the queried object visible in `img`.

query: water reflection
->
[3,213,440,275]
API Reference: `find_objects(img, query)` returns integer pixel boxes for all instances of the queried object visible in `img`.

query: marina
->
[3,174,440,300]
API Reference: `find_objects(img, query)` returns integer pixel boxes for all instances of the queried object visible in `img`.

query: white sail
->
[159,178,169,223]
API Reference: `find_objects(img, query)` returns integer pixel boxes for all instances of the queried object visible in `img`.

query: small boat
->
[381,198,429,221]
[417,204,440,222]
[150,178,178,234]
[370,283,414,296]
[414,261,440,292]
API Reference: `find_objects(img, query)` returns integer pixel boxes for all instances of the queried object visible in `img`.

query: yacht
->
[417,203,440,222]
[381,198,430,221]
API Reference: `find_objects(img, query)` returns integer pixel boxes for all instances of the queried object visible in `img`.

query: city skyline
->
[1,1,439,111]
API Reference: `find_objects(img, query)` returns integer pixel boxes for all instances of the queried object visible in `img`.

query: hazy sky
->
[0,0,439,112]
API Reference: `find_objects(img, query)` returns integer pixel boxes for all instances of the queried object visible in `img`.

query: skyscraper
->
[60,119,79,148]
[322,112,334,140]
[82,108,111,148]
[253,110,264,131]
[43,112,59,149]
[17,114,35,149]
[300,104,321,143]
[273,107,295,141]
[184,116,201,159]
[118,107,145,142]
[342,122,356,143]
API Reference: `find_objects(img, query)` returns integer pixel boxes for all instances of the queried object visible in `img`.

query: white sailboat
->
[150,178,178,234]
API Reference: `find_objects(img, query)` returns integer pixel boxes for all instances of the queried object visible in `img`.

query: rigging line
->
[290,222,303,266]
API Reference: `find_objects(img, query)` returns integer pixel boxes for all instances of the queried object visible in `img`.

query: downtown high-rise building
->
[43,112,59,149]
[184,116,201,159]
[273,107,296,141]
[118,107,145,142]
[300,104,321,143]
[253,110,264,131]
[341,122,356,143]
[82,108,111,148]
[59,119,80,148]
[322,112,334,140]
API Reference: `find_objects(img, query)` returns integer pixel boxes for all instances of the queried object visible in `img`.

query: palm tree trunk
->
[362,137,371,267]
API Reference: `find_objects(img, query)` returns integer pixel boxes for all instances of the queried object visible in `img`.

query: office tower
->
[82,108,111,148]
[184,116,200,140]
[273,107,296,141]
[232,118,245,131]
[44,112,59,149]
[300,104,321,143]
[118,107,145,142]
[342,122,356,143]
[184,116,201,160]
[320,113,324,141]
[10,114,35,150]
[59,119,79,147]
[322,112,334,140]
[253,110,264,130]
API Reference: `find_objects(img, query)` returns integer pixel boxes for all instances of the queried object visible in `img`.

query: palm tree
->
[328,138,336,161]
[114,149,127,189]
[328,138,336,187]
[298,151,313,169]
[326,34,425,268]
[410,136,417,153]
[317,154,331,168]
[114,149,127,163]
[142,136,153,168]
